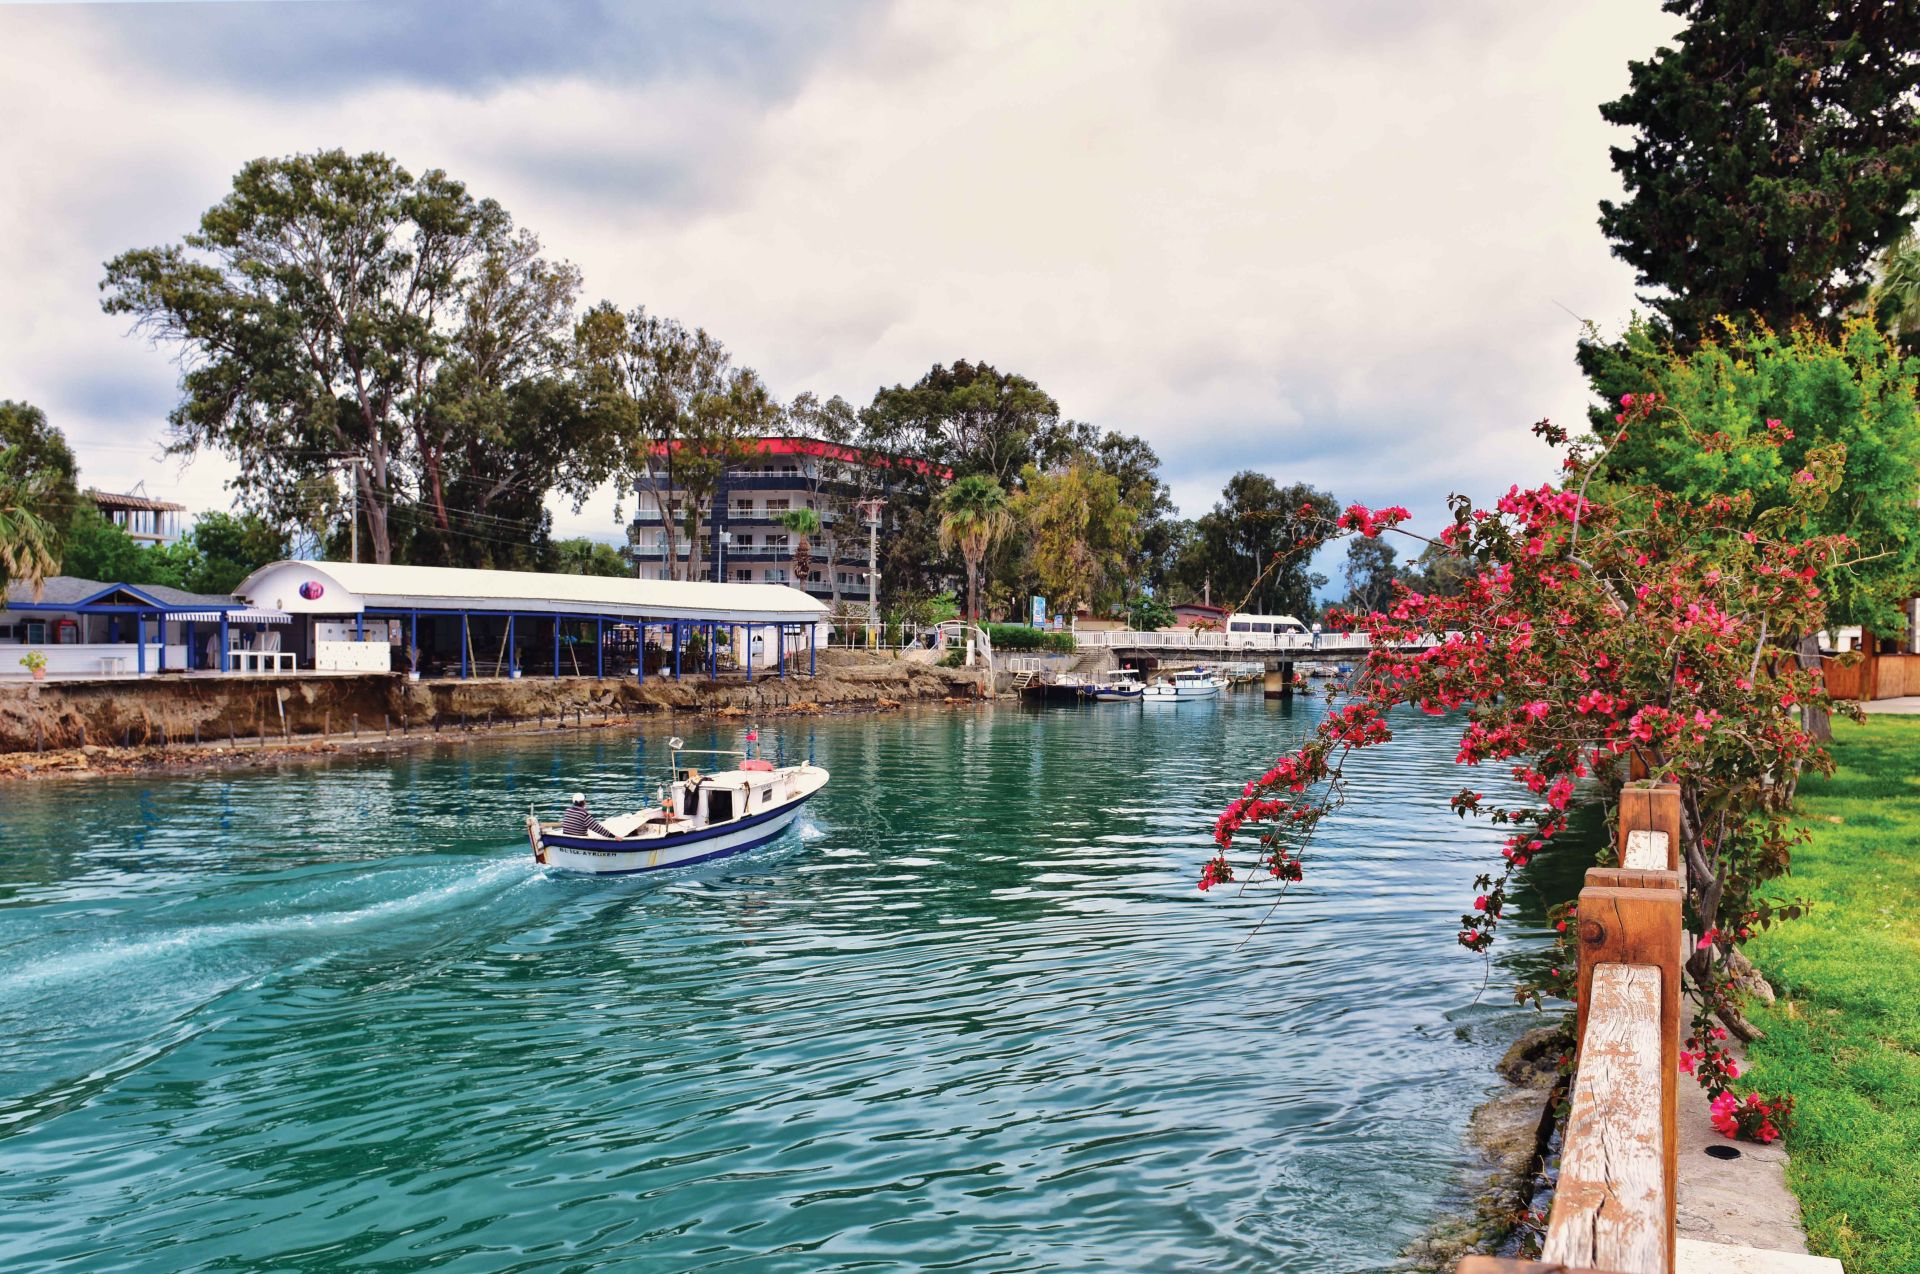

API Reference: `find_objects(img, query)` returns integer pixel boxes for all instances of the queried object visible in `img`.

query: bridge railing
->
[1462,781,1685,1274]
[1073,629,1378,653]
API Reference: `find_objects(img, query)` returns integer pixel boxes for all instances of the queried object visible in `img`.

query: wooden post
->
[1617,781,1682,872]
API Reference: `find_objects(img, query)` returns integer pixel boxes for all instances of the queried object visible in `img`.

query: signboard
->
[1030,595,1046,627]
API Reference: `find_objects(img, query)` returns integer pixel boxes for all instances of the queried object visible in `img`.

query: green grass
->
[1745,716,1920,1274]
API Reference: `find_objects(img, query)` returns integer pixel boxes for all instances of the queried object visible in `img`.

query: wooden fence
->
[1461,781,1684,1274]
[1822,649,1920,701]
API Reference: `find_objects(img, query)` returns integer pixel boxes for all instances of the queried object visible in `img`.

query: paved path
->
[1862,695,1920,714]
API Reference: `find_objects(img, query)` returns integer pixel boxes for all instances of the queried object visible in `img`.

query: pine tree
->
[1598,1,1920,345]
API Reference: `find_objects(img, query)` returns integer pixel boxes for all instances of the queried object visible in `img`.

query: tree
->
[1176,473,1337,616]
[937,475,1012,624]
[1340,536,1399,615]
[1870,224,1920,353]
[786,392,863,604]
[1596,318,1920,637]
[779,507,821,587]
[865,361,1059,485]
[552,537,631,578]
[0,450,61,599]
[178,512,290,594]
[1012,458,1138,619]
[1127,592,1177,631]
[0,402,78,593]
[101,149,592,565]
[577,304,767,581]
[1596,2,1920,345]
[58,507,148,584]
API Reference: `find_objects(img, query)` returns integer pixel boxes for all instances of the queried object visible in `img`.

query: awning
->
[169,608,290,622]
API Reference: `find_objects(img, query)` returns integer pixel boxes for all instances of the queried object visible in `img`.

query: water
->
[0,695,1570,1272]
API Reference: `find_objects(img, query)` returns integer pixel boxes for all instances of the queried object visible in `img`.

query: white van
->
[1225,613,1309,646]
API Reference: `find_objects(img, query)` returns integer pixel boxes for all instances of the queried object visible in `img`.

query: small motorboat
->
[528,736,828,876]
[1142,668,1227,702]
[1083,669,1144,702]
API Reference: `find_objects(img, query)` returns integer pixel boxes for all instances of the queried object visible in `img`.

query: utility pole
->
[856,497,885,649]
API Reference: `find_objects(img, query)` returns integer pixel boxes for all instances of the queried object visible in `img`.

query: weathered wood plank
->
[1543,963,1668,1274]
[1574,883,1682,1268]
[1616,784,1682,870]
[1584,866,1681,893]
[1622,830,1669,872]
[1456,1259,1613,1273]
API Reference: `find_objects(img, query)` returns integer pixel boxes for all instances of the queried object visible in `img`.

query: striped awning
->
[169,608,290,622]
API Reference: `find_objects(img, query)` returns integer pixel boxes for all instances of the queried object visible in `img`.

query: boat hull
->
[1143,684,1221,701]
[532,793,816,876]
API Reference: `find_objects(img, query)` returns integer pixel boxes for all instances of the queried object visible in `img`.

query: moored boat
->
[1142,668,1227,701]
[1083,669,1144,701]
[527,736,828,875]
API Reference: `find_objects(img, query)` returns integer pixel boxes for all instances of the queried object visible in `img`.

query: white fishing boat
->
[527,736,828,876]
[1083,669,1144,702]
[1142,668,1228,701]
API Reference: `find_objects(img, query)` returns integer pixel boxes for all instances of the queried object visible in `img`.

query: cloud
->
[0,0,1681,550]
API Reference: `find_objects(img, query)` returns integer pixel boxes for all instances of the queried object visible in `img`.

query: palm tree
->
[1871,230,1920,350]
[778,507,822,588]
[0,456,61,601]
[938,474,1011,624]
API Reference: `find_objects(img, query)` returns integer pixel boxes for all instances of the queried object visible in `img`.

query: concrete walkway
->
[1675,1048,1842,1272]
[1861,695,1920,715]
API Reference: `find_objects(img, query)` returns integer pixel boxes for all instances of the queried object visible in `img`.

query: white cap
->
[570,791,586,803]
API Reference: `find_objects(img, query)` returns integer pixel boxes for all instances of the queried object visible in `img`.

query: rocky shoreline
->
[0,653,986,781]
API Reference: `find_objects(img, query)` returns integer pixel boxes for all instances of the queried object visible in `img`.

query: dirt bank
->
[0,651,983,761]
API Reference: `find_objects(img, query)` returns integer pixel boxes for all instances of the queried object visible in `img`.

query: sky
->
[0,0,1684,552]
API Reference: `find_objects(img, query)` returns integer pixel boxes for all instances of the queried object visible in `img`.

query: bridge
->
[1073,628,1413,667]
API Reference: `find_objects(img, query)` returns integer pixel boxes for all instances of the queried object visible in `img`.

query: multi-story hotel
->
[625,436,948,605]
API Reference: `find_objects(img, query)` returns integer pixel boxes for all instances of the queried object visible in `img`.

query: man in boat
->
[561,792,617,838]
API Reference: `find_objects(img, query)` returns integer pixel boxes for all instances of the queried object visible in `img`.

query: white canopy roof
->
[235,560,829,624]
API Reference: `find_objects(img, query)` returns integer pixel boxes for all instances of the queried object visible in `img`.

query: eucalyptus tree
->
[101,149,588,566]
[576,305,770,580]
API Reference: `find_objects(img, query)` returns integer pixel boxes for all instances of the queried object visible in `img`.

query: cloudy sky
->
[0,0,1681,547]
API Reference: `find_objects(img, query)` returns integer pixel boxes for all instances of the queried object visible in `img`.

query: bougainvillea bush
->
[1205,394,1866,1140]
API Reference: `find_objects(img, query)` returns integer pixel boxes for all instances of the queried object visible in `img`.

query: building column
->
[460,612,470,679]
[220,614,231,673]
[746,625,753,683]
[596,619,605,680]
[672,621,682,680]
[355,612,364,641]
[157,616,167,672]
[409,611,418,676]
[809,624,817,677]
[507,614,516,676]
[185,620,196,671]
[136,612,146,675]
[552,616,561,679]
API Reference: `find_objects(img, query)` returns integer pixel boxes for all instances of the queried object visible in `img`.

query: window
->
[734,533,754,549]
[734,569,754,582]
[766,569,789,583]
[765,498,790,513]
[768,535,790,552]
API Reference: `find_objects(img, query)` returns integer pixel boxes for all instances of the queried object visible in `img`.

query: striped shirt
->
[561,804,616,838]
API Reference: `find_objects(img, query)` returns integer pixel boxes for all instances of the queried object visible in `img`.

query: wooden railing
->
[1461,781,1684,1274]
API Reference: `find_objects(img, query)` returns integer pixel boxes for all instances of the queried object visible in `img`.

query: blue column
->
[809,624,816,677]
[355,613,364,641]
[778,625,785,679]
[185,620,196,670]
[409,611,418,675]
[597,619,605,680]
[672,622,681,680]
[746,625,753,683]
[136,612,146,675]
[507,614,516,676]
[552,617,560,679]
[157,616,167,671]
[460,612,470,679]
[220,614,231,673]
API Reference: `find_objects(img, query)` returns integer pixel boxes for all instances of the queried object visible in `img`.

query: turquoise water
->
[0,695,1562,1272]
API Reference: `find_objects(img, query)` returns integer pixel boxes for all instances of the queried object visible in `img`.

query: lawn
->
[1745,716,1920,1274]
